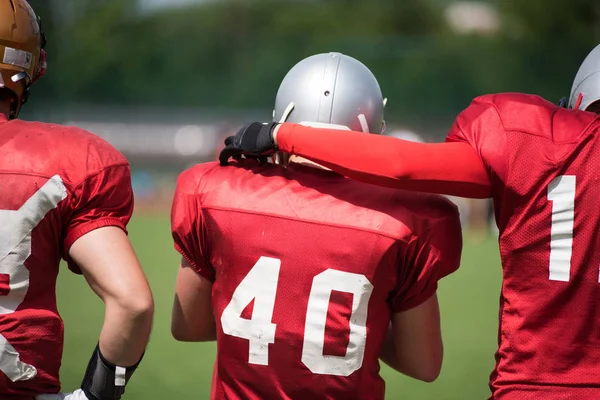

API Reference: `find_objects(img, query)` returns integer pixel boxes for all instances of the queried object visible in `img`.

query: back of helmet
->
[273,52,386,134]
[0,0,46,119]
[569,44,600,112]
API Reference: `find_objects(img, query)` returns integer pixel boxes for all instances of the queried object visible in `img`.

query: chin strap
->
[273,102,295,164]
[574,93,583,110]
[32,49,47,84]
[278,102,295,124]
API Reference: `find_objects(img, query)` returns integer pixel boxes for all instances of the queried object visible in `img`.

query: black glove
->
[219,122,279,166]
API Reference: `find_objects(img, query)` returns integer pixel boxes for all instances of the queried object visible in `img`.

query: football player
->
[0,1,154,399]
[221,45,600,399]
[171,52,462,399]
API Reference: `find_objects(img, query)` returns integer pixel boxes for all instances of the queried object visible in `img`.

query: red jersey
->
[272,94,600,398]
[0,115,133,399]
[446,93,600,399]
[171,160,462,400]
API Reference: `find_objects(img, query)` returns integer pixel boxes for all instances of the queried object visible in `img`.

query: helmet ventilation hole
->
[324,90,330,97]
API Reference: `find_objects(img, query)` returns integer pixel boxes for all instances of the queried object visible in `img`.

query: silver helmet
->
[273,52,386,134]
[569,44,600,111]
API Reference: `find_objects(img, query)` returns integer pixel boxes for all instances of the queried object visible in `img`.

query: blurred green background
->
[21,0,598,398]
[25,0,600,129]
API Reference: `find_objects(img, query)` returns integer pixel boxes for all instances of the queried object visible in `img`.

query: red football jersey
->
[447,93,600,399]
[0,115,133,399]
[172,160,462,400]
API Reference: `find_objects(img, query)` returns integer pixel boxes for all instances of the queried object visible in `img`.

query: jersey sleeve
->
[390,208,463,313]
[276,123,491,198]
[171,170,215,282]
[62,164,134,274]
[445,96,509,185]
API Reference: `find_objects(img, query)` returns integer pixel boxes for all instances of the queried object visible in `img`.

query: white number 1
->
[547,175,576,282]
[547,175,600,283]
[220,257,374,376]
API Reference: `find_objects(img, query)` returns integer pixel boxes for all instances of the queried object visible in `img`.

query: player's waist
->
[0,369,61,399]
[0,393,37,400]
[213,363,386,399]
[491,384,600,399]
[0,308,62,322]
[0,311,63,332]
[492,362,600,386]
[212,385,385,400]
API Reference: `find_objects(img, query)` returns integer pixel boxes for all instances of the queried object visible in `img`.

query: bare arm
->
[69,226,154,367]
[171,257,216,342]
[379,293,443,382]
[274,124,491,198]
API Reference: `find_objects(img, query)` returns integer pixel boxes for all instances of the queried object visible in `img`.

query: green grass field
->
[56,215,502,399]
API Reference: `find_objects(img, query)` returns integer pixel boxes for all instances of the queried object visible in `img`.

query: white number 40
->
[547,175,600,282]
[220,256,374,377]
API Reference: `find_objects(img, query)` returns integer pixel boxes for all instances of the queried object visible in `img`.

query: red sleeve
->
[171,170,215,282]
[62,164,133,274]
[276,123,491,198]
[445,96,509,185]
[391,208,463,313]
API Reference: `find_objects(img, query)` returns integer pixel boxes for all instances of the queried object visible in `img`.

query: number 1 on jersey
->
[547,175,576,282]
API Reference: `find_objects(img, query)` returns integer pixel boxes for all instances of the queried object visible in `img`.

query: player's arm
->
[273,124,490,198]
[381,203,463,382]
[380,294,442,382]
[220,99,504,198]
[64,163,153,400]
[171,257,216,341]
[276,96,512,199]
[70,228,154,365]
[170,169,217,342]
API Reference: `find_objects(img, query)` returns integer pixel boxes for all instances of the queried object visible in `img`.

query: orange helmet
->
[0,0,46,119]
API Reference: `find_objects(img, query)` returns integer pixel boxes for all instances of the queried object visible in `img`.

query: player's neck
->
[287,155,331,171]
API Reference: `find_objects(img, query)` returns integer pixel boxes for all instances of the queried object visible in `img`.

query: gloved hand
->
[36,389,89,400]
[219,122,280,166]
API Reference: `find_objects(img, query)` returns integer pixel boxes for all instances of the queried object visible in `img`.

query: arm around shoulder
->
[275,123,491,198]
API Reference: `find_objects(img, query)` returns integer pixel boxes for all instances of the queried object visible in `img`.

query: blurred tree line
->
[26,0,600,129]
